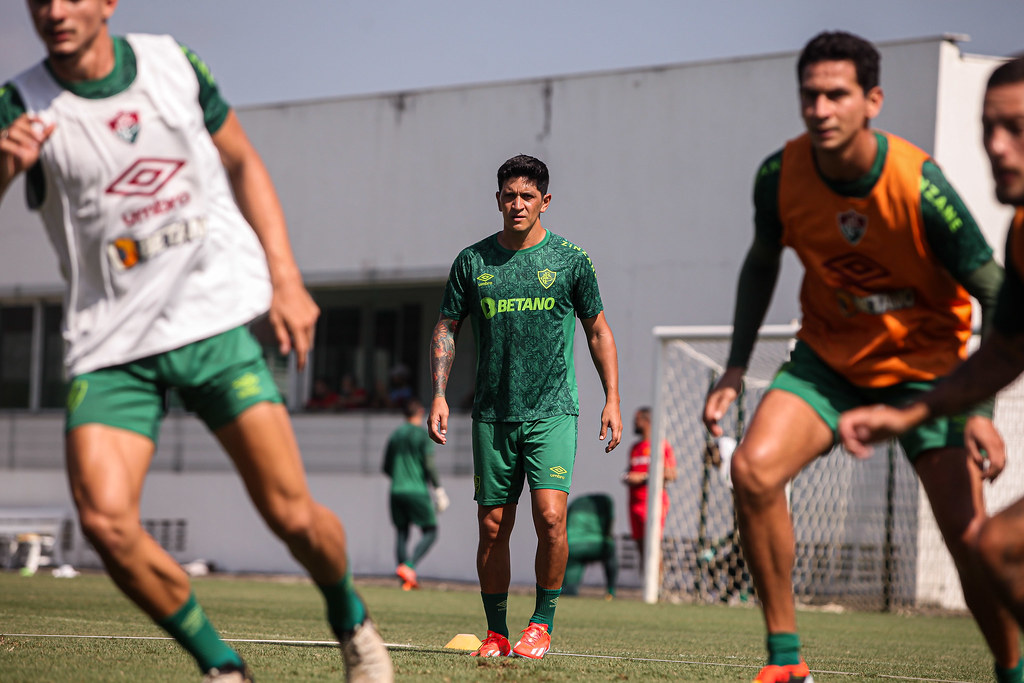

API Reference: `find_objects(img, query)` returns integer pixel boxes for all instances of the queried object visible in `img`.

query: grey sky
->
[2,1,1022,107]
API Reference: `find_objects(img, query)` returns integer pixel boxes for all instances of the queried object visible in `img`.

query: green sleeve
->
[420,432,441,488]
[0,82,45,208]
[726,153,784,369]
[178,44,230,134]
[958,259,1004,419]
[920,161,994,280]
[920,162,1002,418]
[572,249,604,320]
[382,437,394,478]
[0,82,25,128]
[439,252,470,320]
[995,227,1024,336]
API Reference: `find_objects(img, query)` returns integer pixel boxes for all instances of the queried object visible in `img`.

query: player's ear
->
[865,86,883,120]
[496,190,502,211]
[540,193,552,213]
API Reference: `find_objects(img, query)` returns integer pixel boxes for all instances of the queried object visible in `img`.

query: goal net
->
[645,324,1024,612]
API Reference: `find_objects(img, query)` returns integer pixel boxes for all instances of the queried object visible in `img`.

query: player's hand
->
[267,276,319,370]
[965,415,1006,481]
[433,486,450,513]
[428,396,449,445]
[703,366,744,437]
[599,401,622,452]
[838,404,921,458]
[0,115,55,195]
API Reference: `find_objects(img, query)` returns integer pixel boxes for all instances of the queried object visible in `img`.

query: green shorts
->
[66,326,282,443]
[389,491,437,529]
[769,341,965,461]
[472,414,578,506]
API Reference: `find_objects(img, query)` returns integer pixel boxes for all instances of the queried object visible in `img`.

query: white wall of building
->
[2,37,1015,591]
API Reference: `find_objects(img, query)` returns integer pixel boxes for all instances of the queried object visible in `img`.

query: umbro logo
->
[477,273,494,286]
[549,466,567,480]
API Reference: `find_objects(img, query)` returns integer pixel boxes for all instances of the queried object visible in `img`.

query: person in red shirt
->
[624,407,677,561]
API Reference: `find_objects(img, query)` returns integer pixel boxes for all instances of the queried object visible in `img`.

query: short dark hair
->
[497,155,549,195]
[988,57,1024,90]
[797,31,880,93]
[402,398,423,418]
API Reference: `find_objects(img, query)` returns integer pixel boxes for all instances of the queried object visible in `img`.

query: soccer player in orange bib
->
[703,32,1021,683]
[840,57,1024,640]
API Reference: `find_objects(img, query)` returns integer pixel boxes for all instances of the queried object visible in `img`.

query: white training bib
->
[13,34,271,377]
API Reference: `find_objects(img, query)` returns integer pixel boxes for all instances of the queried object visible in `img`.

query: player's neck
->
[47,31,116,83]
[498,224,546,251]
[814,129,878,183]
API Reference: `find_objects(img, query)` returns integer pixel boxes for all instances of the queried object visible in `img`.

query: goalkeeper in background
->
[383,398,449,590]
[702,31,1020,683]
[840,57,1024,635]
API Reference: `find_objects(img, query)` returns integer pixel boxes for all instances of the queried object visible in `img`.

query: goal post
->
[644,324,797,604]
[645,324,1024,611]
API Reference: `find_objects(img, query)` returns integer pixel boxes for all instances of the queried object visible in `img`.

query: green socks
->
[317,570,367,637]
[529,585,562,633]
[767,632,802,666]
[996,659,1024,683]
[157,593,242,673]
[411,527,438,566]
[481,592,509,637]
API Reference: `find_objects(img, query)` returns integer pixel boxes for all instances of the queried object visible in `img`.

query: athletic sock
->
[996,658,1024,683]
[395,527,410,567]
[318,570,367,637]
[156,592,243,673]
[529,585,562,633]
[410,527,438,566]
[481,592,509,638]
[767,632,802,666]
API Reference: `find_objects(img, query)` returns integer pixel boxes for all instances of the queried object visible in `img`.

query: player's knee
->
[975,516,1016,575]
[77,507,141,557]
[730,443,785,502]
[263,497,316,543]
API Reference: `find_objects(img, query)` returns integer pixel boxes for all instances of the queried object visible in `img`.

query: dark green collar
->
[816,131,888,199]
[44,36,136,99]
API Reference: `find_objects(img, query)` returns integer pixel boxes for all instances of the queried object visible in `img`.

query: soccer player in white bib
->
[0,1,392,681]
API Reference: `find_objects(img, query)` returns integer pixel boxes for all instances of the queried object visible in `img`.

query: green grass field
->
[0,571,996,682]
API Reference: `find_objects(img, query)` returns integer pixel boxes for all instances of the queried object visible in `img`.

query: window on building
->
[40,304,65,408]
[305,284,474,413]
[0,306,33,408]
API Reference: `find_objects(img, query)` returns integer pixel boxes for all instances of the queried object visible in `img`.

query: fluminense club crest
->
[837,209,868,245]
[537,269,557,289]
[108,111,140,144]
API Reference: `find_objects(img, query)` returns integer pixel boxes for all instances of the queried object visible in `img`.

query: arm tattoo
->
[431,316,461,397]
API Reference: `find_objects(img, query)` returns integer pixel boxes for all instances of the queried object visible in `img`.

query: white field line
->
[0,633,973,683]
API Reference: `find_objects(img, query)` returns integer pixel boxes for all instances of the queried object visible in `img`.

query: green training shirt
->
[440,229,604,422]
[0,36,230,207]
[383,422,439,495]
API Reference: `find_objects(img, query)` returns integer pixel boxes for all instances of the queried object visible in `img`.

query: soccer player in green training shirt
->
[428,154,622,659]
[383,398,449,590]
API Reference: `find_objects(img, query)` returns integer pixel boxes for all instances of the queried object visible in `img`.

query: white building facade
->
[0,37,1015,601]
